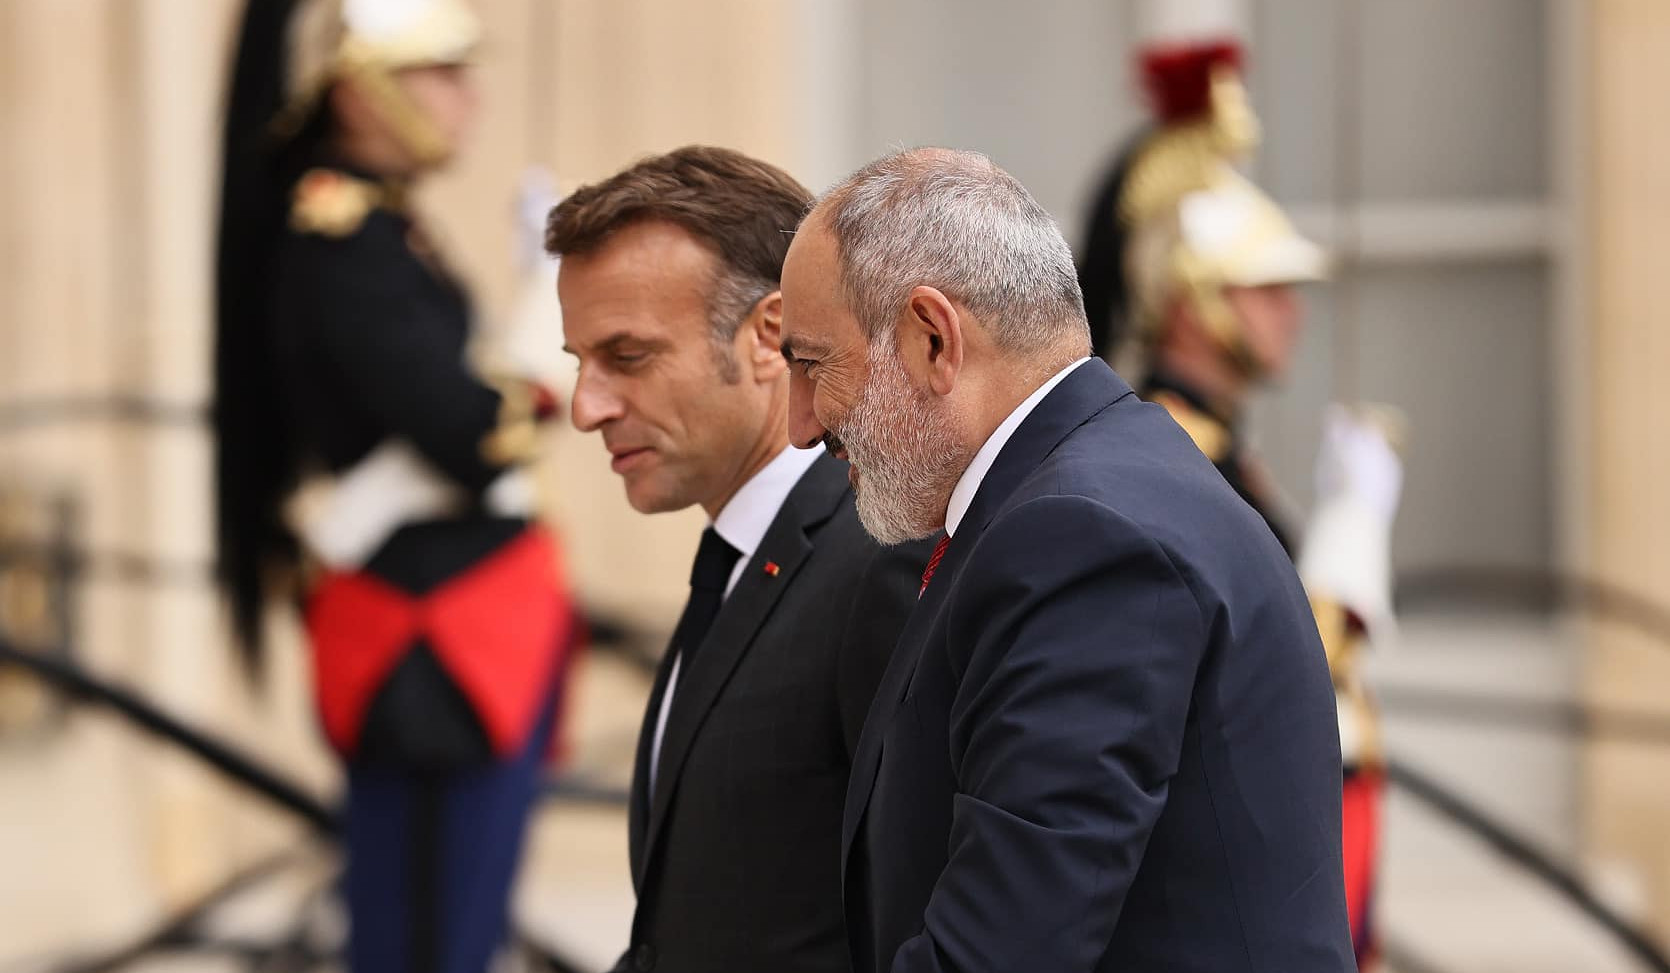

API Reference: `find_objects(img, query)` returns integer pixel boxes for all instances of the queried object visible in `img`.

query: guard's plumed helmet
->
[279,0,482,162]
[1120,41,1326,371]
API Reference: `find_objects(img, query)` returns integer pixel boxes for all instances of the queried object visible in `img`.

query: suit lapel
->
[839,540,963,862]
[840,359,1134,877]
[628,644,680,889]
[638,453,850,882]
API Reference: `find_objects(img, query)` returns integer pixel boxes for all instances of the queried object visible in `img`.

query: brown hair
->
[546,146,813,363]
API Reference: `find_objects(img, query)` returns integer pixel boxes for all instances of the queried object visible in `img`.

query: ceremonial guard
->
[214,2,576,970]
[1078,34,1404,967]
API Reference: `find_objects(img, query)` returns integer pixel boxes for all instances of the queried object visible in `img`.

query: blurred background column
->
[0,0,159,946]
[1579,0,1670,943]
[0,0,335,953]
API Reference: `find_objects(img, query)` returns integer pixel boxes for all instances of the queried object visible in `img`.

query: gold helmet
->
[279,0,482,164]
[1120,41,1326,373]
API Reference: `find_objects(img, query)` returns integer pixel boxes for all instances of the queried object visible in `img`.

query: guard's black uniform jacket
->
[271,164,571,769]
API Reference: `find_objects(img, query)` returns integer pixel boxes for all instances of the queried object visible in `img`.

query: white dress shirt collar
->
[649,439,824,792]
[944,357,1091,538]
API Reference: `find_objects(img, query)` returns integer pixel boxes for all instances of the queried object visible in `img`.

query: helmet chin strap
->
[1173,256,1267,384]
[341,62,452,168]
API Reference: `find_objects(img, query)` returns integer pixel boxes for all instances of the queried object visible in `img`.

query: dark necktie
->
[670,527,742,667]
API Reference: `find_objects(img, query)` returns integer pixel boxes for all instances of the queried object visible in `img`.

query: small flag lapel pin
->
[763,561,781,577]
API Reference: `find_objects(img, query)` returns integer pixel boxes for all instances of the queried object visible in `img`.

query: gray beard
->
[836,341,967,546]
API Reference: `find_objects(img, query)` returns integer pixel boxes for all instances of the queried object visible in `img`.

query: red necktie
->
[919,535,950,597]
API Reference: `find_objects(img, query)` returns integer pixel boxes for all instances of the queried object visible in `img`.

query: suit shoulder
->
[957,494,1210,648]
[1002,414,1300,609]
[980,492,1174,566]
[1044,397,1274,533]
[1149,390,1231,462]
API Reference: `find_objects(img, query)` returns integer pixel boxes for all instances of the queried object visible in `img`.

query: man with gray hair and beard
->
[779,147,1355,973]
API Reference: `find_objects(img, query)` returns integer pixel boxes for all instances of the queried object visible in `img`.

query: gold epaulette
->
[479,377,544,467]
[1312,594,1382,769]
[290,168,384,238]
[1151,390,1231,463]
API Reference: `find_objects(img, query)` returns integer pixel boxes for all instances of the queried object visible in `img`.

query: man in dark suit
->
[547,146,931,973]
[778,147,1355,973]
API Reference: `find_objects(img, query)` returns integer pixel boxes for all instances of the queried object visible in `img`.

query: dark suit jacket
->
[843,360,1354,973]
[618,452,932,973]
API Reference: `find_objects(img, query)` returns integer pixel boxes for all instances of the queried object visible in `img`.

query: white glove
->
[1297,404,1405,646]
[287,442,536,570]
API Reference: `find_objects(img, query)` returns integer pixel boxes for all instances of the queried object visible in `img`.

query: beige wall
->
[0,0,320,954]
[1580,0,1670,942]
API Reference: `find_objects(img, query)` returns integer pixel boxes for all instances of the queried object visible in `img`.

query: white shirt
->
[944,357,1092,538]
[648,442,825,792]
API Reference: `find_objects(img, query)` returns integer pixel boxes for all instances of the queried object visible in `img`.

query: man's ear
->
[745,291,787,383]
[898,285,963,396]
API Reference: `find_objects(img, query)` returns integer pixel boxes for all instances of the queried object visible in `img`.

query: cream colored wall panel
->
[547,0,800,184]
[132,0,241,403]
[0,0,123,403]
[426,0,539,319]
[137,425,215,565]
[0,0,25,396]
[1581,0,1670,945]
[0,719,162,963]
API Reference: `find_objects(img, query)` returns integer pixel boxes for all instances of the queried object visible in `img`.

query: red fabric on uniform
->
[305,572,421,755]
[306,527,573,758]
[426,529,570,754]
[1342,768,1384,964]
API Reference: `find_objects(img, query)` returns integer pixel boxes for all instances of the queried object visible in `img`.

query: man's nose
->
[570,367,623,433]
[786,372,827,450]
